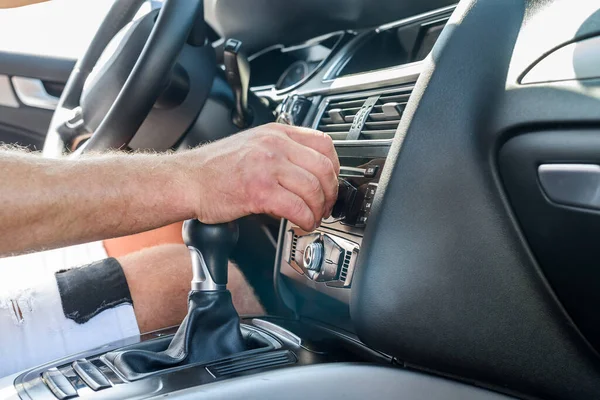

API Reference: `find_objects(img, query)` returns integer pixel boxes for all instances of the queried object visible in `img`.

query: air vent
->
[317,95,370,140]
[206,350,296,378]
[317,87,411,141]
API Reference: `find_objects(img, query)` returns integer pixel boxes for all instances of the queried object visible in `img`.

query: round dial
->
[276,60,309,90]
[303,242,323,272]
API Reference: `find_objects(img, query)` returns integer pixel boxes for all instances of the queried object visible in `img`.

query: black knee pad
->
[55,258,133,324]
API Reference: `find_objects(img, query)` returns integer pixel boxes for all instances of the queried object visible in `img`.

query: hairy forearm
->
[0,150,195,256]
[0,123,340,257]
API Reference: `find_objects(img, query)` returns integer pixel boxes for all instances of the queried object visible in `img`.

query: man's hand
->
[181,123,340,232]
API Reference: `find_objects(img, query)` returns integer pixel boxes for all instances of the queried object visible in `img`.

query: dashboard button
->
[365,184,377,200]
[356,212,368,227]
[362,199,373,212]
[72,359,111,391]
[364,165,379,178]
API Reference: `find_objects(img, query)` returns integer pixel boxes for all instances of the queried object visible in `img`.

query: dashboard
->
[250,5,456,325]
[246,1,600,397]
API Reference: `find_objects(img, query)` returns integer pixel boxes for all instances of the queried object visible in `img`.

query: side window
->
[0,0,161,59]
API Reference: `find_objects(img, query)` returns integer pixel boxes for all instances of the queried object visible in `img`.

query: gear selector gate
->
[102,220,269,381]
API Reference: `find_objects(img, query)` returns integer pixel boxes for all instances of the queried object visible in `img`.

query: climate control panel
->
[283,227,359,288]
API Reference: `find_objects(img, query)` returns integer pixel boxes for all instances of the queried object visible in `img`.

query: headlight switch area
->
[284,227,359,288]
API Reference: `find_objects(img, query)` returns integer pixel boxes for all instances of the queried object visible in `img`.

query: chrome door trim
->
[11,76,59,110]
[0,74,19,108]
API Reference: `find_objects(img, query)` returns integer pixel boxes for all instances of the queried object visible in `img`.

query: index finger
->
[281,126,341,175]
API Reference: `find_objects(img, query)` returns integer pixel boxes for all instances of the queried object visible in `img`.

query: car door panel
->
[0,52,75,149]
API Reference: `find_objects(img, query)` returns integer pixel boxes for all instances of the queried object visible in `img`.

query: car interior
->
[1,0,600,398]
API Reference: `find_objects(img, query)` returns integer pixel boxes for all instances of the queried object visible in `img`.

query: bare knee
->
[119,244,192,333]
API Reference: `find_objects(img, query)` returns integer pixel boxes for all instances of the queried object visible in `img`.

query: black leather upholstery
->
[105,290,245,380]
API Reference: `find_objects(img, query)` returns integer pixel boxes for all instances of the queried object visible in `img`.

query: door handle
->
[11,76,59,110]
[0,74,19,108]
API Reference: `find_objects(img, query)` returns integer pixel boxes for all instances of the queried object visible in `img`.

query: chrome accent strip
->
[327,62,422,93]
[376,4,457,32]
[340,166,366,174]
[189,247,226,291]
[252,319,302,347]
[0,75,19,108]
[538,164,600,210]
[11,76,59,110]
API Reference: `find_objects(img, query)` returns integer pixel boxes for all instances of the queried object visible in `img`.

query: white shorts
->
[0,242,139,378]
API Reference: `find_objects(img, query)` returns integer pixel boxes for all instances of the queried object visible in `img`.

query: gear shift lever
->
[104,220,246,380]
[183,219,238,291]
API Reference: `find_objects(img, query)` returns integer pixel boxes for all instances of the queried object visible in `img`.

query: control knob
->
[303,242,323,271]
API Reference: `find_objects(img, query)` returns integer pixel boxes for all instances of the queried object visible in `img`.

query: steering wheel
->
[42,0,207,157]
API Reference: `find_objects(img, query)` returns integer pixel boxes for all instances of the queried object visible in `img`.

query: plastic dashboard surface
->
[266,1,600,399]
[268,3,454,335]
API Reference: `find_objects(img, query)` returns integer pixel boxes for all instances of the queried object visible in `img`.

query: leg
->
[0,243,263,378]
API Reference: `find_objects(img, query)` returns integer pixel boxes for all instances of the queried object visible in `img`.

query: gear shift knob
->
[182,219,239,291]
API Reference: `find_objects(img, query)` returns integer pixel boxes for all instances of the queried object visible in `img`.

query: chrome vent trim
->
[291,234,299,260]
[340,250,352,281]
[315,86,412,141]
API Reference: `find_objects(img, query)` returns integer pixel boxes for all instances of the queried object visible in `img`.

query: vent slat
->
[364,120,400,129]
[325,132,349,140]
[333,106,361,114]
[328,98,368,108]
[378,94,410,103]
[361,130,397,140]
[368,113,401,122]
[318,123,353,132]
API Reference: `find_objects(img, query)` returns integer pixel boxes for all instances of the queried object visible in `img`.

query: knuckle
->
[321,131,333,144]
[288,197,308,219]
[265,122,281,130]
[250,147,280,164]
[306,174,322,198]
[251,174,276,209]
[319,154,334,172]
[257,133,285,149]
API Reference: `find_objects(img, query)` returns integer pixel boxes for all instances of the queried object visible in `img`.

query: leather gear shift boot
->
[104,290,245,380]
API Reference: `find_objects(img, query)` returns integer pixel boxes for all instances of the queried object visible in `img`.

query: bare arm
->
[0,124,339,256]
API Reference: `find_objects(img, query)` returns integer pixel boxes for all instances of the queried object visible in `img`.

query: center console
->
[275,87,400,323]
[278,155,387,307]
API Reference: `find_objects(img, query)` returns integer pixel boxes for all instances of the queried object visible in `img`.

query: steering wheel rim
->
[43,0,203,157]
